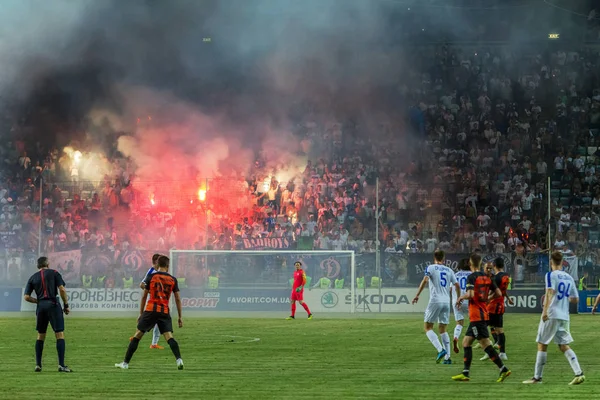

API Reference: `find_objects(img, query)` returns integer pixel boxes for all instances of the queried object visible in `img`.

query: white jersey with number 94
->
[425,264,457,303]
[545,270,578,321]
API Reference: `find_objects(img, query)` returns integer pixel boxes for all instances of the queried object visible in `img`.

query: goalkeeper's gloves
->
[295,287,303,293]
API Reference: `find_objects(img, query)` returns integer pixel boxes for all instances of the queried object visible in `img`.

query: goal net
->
[169,250,356,314]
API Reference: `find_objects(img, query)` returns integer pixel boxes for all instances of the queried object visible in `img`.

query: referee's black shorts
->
[137,311,173,334]
[36,301,65,334]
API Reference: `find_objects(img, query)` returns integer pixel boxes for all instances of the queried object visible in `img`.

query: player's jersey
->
[467,271,497,322]
[425,264,457,304]
[292,269,307,290]
[488,271,510,315]
[454,270,471,301]
[141,267,157,285]
[143,271,180,314]
[545,270,578,321]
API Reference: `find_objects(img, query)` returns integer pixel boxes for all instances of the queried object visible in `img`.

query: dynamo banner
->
[21,288,141,312]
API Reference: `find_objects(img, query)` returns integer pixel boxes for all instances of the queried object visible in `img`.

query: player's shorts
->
[488,313,504,328]
[36,301,65,334]
[536,318,573,345]
[137,311,173,334]
[465,321,490,340]
[454,301,469,321]
[424,302,450,325]
[291,289,304,302]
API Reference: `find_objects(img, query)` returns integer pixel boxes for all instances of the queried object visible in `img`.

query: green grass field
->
[1,313,599,399]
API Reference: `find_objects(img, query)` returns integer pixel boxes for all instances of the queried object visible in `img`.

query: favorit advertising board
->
[304,289,430,313]
[21,289,141,312]
[180,288,291,312]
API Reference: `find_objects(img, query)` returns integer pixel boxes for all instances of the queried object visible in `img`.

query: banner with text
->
[180,288,291,312]
[21,288,141,312]
[237,238,292,250]
[304,288,430,313]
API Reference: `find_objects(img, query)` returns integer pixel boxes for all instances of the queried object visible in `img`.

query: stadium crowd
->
[2,43,600,287]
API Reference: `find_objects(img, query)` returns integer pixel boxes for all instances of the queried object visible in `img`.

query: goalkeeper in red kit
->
[286,261,313,320]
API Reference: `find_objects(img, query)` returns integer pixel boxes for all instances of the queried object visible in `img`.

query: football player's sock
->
[564,349,582,376]
[441,332,451,360]
[491,329,498,344]
[167,338,182,360]
[484,345,505,370]
[291,303,296,317]
[463,346,472,376]
[453,325,463,340]
[125,337,140,363]
[35,340,44,366]
[426,330,443,352]
[498,333,506,353]
[152,325,161,346]
[56,339,66,367]
[534,351,547,379]
[301,302,311,314]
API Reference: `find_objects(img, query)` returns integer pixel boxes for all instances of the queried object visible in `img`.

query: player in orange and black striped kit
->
[115,255,184,370]
[452,253,511,382]
[483,258,513,361]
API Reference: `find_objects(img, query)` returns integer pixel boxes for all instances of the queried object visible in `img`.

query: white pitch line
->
[222,335,261,343]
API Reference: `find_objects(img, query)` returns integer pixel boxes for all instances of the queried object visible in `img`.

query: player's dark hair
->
[433,249,445,262]
[37,256,49,269]
[157,255,169,269]
[294,261,302,266]
[469,253,482,268]
[551,251,563,267]
[494,257,505,269]
[459,258,471,271]
[152,253,161,264]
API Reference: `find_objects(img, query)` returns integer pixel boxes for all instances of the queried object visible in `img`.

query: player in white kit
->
[141,253,163,349]
[413,250,460,364]
[523,251,585,385]
[452,259,471,354]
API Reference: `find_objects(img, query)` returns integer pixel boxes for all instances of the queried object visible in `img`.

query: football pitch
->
[1,313,599,399]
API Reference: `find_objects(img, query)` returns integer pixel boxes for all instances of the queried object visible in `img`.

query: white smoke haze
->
[0,0,565,190]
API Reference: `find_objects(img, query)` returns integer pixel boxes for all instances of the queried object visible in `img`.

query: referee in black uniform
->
[23,257,72,372]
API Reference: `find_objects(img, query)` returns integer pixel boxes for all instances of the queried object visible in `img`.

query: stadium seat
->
[560,189,571,197]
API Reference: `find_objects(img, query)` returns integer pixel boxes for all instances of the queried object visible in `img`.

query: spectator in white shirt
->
[553,233,566,250]
[519,215,532,231]
[521,189,535,219]
[558,208,571,233]
[477,211,491,228]
[573,154,585,174]
[493,241,506,253]
[425,232,438,253]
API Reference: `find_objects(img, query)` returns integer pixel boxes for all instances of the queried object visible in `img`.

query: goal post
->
[169,250,356,314]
